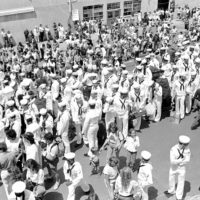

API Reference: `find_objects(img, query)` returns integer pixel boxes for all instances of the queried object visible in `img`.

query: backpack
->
[50,136,65,157]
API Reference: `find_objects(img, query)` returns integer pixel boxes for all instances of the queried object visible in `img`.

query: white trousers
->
[168,167,186,199]
[105,111,116,131]
[175,96,185,119]
[62,131,71,153]
[185,94,192,114]
[116,115,128,138]
[87,126,99,156]
[153,99,162,122]
[74,123,82,144]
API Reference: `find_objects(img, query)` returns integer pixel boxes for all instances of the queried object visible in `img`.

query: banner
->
[72,9,79,21]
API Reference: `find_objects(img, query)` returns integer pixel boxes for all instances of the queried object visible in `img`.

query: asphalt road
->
[0,110,200,200]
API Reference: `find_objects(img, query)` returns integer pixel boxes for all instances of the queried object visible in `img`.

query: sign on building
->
[72,9,79,21]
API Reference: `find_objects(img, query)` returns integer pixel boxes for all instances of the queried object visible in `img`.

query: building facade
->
[71,0,142,25]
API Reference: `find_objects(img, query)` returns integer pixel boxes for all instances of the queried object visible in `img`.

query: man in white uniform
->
[63,152,83,200]
[138,150,153,200]
[164,135,191,200]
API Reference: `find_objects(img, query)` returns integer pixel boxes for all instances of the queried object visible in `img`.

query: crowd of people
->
[0,4,199,200]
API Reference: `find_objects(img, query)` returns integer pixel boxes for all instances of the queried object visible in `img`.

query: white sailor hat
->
[3,80,8,84]
[145,55,150,59]
[72,71,78,76]
[101,59,108,65]
[120,88,128,94]
[122,70,128,75]
[12,181,26,194]
[120,64,126,69]
[39,84,46,89]
[195,57,200,63]
[108,66,114,72]
[112,84,119,89]
[58,101,66,108]
[147,48,152,52]
[136,58,142,62]
[88,99,96,105]
[40,108,47,115]
[22,79,31,87]
[90,90,98,95]
[92,79,98,84]
[66,69,73,74]
[179,135,190,144]
[60,78,67,83]
[6,100,14,107]
[136,65,143,70]
[175,52,181,56]
[20,99,28,106]
[25,114,32,120]
[141,150,151,160]
[73,64,79,70]
[106,97,113,103]
[8,112,16,119]
[141,59,147,64]
[133,82,140,89]
[64,152,75,160]
[50,73,56,78]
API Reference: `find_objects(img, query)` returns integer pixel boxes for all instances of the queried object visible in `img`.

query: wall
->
[175,0,200,8]
[141,0,158,13]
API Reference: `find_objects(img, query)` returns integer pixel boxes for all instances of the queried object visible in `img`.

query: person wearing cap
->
[71,93,88,147]
[63,152,83,200]
[10,181,35,200]
[129,82,147,131]
[23,132,42,166]
[5,112,21,140]
[148,81,163,122]
[82,99,101,157]
[43,132,60,190]
[113,88,131,138]
[138,150,153,200]
[171,72,188,122]
[103,96,117,131]
[5,100,21,124]
[56,101,71,153]
[102,68,118,97]
[91,79,103,100]
[164,135,191,200]
[51,74,60,101]
[119,70,129,91]
[39,108,53,134]
[185,71,198,114]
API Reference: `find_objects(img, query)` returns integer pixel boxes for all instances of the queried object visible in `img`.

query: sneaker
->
[53,181,60,190]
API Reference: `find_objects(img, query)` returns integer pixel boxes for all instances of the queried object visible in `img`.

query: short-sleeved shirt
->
[103,164,118,181]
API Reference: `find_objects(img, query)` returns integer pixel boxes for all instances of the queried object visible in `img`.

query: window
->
[83,4,103,21]
[107,2,120,10]
[132,0,142,14]
[124,1,133,16]
[107,11,113,19]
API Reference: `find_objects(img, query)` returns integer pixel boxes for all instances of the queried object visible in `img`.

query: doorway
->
[158,0,169,10]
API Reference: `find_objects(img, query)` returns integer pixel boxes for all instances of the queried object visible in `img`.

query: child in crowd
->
[89,147,100,175]
[124,128,140,170]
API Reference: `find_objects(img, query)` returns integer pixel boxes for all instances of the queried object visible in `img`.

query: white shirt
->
[63,161,83,186]
[124,136,140,153]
